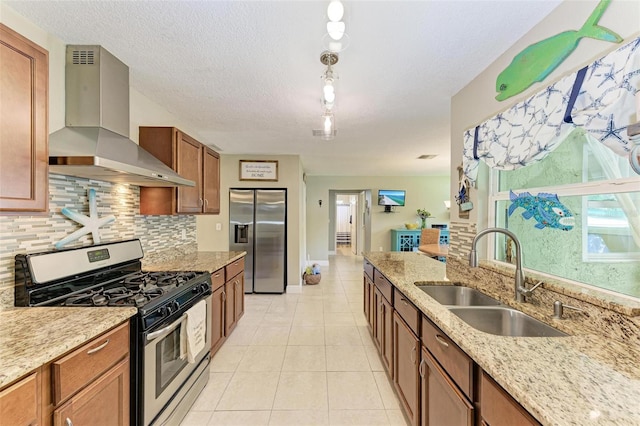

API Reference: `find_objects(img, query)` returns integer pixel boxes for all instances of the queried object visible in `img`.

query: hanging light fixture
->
[320,51,338,111]
[313,1,347,140]
[321,110,336,140]
[322,0,350,53]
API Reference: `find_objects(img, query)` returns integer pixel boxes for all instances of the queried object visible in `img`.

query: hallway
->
[181,253,409,425]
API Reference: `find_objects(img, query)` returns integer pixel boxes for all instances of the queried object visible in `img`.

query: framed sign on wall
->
[239,160,279,181]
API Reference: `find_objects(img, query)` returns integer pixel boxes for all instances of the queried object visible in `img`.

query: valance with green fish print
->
[463,36,640,185]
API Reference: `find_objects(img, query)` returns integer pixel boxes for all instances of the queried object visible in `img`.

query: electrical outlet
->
[181,229,187,240]
[216,223,222,231]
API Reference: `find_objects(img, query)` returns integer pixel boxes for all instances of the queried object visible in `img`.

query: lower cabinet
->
[210,258,246,357]
[224,272,244,335]
[363,272,374,330]
[420,348,474,426]
[480,372,540,426]
[392,311,420,426]
[0,371,41,426]
[211,285,226,354]
[363,263,542,426]
[0,321,130,426]
[53,358,129,426]
[375,288,393,375]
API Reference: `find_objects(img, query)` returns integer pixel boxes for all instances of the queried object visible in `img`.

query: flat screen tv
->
[378,190,405,212]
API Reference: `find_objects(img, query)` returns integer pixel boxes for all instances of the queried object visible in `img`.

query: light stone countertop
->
[0,307,137,389]
[364,251,640,426]
[142,251,246,273]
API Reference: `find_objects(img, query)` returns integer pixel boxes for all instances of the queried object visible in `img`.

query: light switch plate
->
[216,223,222,231]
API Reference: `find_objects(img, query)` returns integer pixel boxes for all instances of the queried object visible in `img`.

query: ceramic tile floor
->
[181,251,410,426]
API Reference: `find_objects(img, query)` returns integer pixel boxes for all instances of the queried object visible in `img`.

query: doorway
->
[336,194,356,255]
[329,190,371,256]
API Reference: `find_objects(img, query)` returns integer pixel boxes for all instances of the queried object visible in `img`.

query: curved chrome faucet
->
[469,227,529,303]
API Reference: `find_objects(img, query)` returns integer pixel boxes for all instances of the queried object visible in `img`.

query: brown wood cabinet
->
[53,358,129,426]
[363,273,375,330]
[480,372,540,426]
[374,287,393,377]
[0,321,130,426]
[211,268,226,355]
[210,258,245,355]
[420,348,474,426]
[0,370,41,426]
[139,127,220,215]
[0,24,48,213]
[393,311,420,426]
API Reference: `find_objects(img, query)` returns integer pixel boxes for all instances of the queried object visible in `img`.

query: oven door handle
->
[146,313,188,342]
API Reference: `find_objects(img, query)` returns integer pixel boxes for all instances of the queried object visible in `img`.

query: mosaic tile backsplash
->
[0,174,196,308]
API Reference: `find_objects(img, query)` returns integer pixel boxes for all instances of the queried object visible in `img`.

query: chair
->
[420,228,440,245]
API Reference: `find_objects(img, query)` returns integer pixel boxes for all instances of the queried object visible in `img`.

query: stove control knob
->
[172,301,180,311]
[164,305,173,316]
[200,283,209,293]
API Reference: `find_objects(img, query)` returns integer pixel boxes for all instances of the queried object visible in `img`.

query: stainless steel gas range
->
[15,239,211,426]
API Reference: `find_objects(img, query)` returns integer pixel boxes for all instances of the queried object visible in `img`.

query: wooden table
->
[418,244,449,258]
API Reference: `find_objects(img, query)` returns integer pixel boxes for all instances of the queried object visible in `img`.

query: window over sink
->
[488,128,640,299]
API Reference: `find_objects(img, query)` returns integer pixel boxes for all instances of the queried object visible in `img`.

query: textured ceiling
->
[6,0,561,177]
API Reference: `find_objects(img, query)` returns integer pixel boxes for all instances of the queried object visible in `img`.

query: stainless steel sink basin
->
[417,285,502,306]
[448,306,568,337]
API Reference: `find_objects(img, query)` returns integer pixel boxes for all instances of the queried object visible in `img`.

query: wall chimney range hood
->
[48,45,195,187]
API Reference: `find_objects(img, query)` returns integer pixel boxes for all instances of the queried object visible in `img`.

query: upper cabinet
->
[0,24,48,213]
[139,127,220,215]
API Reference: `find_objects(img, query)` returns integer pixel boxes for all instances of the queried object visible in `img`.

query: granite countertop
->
[142,251,246,273]
[364,251,640,426]
[0,307,137,389]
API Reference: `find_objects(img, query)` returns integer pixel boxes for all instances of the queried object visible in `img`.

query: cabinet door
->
[380,295,393,377]
[233,272,245,321]
[224,280,236,336]
[175,131,203,213]
[481,372,540,426]
[0,371,41,426]
[421,347,473,426]
[211,286,225,355]
[373,288,382,350]
[202,147,220,214]
[393,312,420,426]
[0,24,48,212]
[53,357,129,426]
[363,274,375,331]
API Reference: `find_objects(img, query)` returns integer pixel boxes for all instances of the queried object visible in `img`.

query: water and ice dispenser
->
[234,224,248,243]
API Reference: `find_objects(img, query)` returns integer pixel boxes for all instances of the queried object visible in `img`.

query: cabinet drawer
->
[481,372,540,426]
[421,315,473,399]
[211,268,225,290]
[394,288,419,335]
[373,270,393,302]
[364,260,374,280]
[226,257,244,280]
[53,322,129,405]
[0,370,40,426]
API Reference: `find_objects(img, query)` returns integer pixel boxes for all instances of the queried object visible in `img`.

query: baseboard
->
[286,284,302,293]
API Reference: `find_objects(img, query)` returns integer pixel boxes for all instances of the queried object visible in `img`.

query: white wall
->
[306,175,450,260]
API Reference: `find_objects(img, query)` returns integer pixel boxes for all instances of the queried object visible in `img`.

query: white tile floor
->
[180,250,410,426]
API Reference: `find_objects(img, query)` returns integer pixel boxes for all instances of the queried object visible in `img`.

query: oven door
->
[143,296,211,425]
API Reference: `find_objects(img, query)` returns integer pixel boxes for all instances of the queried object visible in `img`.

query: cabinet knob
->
[434,334,449,348]
[199,198,204,206]
[66,418,73,426]
[410,345,417,364]
[86,338,110,355]
[204,198,209,207]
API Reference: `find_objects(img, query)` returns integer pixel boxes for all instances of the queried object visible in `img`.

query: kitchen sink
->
[448,306,568,337]
[417,285,502,306]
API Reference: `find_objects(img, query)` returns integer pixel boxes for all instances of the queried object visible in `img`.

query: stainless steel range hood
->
[49,45,194,187]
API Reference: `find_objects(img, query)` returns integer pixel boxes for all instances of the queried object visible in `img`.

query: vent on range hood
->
[48,45,195,187]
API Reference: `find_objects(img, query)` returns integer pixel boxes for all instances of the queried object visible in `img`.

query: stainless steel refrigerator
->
[229,189,287,293]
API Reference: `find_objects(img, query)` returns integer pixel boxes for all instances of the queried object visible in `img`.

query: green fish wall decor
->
[495,0,622,101]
